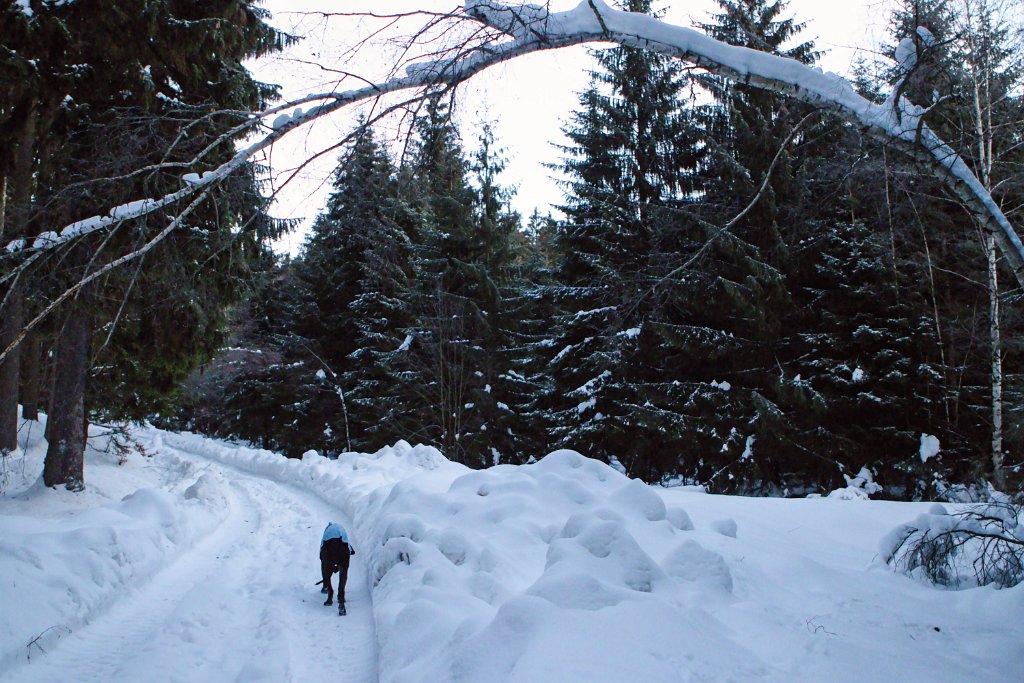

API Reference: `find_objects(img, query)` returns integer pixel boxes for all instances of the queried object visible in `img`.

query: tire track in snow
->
[3,447,378,683]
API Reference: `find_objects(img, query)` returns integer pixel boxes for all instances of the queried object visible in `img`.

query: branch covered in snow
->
[10,0,1024,287]
[470,0,1024,286]
[881,502,1023,588]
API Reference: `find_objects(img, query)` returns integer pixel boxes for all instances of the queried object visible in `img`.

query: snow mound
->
[610,478,667,521]
[342,447,757,681]
[710,518,738,538]
[89,427,1024,682]
[661,540,733,592]
[666,506,695,531]
[0,428,228,670]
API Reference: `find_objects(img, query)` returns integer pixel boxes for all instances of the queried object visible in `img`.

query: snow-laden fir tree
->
[402,102,523,465]
[337,131,420,452]
[668,0,829,492]
[219,129,416,456]
[539,0,703,479]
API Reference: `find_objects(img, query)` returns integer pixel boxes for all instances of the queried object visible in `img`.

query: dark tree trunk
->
[43,307,90,491]
[20,333,41,421]
[0,176,6,451]
[0,289,22,453]
[0,106,37,454]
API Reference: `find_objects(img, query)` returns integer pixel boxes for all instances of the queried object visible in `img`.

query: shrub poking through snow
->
[827,467,883,500]
[880,503,1024,588]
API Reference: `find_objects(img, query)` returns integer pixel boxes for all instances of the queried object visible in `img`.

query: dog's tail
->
[315,579,324,586]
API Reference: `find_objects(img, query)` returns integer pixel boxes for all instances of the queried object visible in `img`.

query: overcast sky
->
[250,1,898,254]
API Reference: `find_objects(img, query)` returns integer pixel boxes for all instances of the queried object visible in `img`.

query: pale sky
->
[249,1,897,255]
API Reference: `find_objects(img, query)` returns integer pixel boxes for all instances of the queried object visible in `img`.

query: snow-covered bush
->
[827,466,883,500]
[880,502,1024,588]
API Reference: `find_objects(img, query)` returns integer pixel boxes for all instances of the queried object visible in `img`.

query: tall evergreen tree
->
[332,130,418,452]
[217,129,417,457]
[541,0,701,478]
[400,102,522,465]
[665,0,841,492]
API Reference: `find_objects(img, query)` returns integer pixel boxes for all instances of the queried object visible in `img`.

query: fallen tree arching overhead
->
[6,0,1024,289]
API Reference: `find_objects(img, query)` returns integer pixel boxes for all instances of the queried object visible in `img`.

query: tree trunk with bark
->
[43,306,91,491]
[0,107,36,454]
[20,333,41,421]
[0,289,22,454]
[987,232,1004,489]
[961,0,1008,489]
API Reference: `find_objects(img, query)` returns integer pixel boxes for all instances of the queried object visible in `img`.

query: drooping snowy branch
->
[463,0,1024,286]
[10,0,1024,287]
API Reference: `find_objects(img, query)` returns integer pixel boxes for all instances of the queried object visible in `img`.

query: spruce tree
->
[664,0,830,492]
[402,102,521,465]
[465,120,526,465]
[499,211,561,463]
[541,0,700,478]
[333,130,419,452]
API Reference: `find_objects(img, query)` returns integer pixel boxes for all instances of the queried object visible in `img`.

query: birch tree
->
[955,0,1024,490]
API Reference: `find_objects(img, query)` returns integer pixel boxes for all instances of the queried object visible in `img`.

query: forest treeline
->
[1,0,1020,498]
[167,0,1024,499]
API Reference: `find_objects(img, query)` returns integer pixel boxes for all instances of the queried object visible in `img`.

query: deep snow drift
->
[1,419,1022,682]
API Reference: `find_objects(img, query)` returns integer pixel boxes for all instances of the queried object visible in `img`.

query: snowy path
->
[3,442,378,683]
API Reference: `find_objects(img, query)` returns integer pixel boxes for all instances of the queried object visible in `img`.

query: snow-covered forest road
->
[2,436,378,683]
[2,421,1022,683]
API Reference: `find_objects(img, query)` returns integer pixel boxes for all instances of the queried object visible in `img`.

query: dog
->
[319,522,355,615]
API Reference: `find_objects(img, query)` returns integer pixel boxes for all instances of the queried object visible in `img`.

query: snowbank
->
[151,431,1024,683]
[5,424,1023,681]
[156,435,749,680]
[0,418,229,670]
